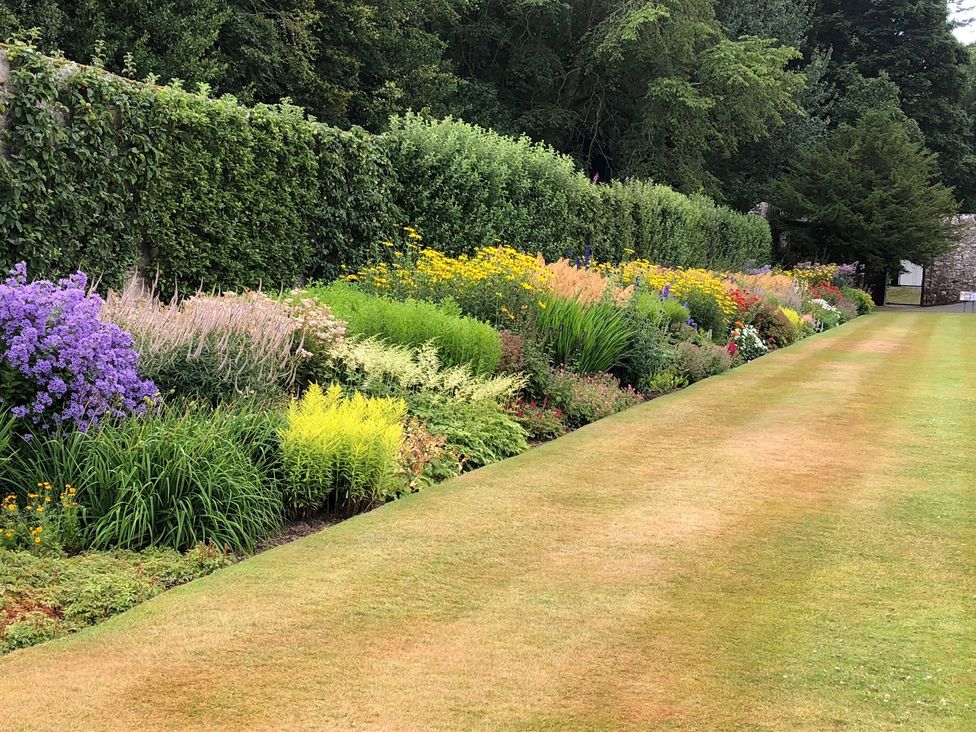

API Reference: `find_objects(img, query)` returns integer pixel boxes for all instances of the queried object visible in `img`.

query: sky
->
[953,5,976,44]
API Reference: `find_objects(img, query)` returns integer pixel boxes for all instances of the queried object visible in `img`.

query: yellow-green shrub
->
[281,384,406,515]
[780,307,804,334]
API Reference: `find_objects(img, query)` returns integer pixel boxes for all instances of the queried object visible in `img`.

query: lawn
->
[1,312,974,731]
[886,285,923,306]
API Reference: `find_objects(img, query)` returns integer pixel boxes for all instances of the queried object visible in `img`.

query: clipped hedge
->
[0,43,771,292]
[0,42,395,290]
[386,115,772,270]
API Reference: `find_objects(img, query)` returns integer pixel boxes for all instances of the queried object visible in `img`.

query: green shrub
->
[408,394,528,470]
[0,545,230,653]
[281,383,406,515]
[506,399,568,441]
[304,283,502,374]
[5,408,283,553]
[683,289,728,339]
[1,44,771,291]
[546,368,645,428]
[842,287,876,315]
[326,338,525,471]
[615,312,676,394]
[748,302,797,349]
[673,342,733,384]
[537,297,633,375]
[0,42,396,291]
[497,333,557,403]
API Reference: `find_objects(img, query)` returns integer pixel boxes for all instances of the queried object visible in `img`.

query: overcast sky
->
[953,5,976,44]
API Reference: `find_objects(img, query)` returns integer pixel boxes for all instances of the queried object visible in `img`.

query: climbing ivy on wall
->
[0,42,397,290]
[0,42,772,292]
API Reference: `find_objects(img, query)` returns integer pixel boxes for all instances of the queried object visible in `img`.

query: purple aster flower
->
[0,263,158,431]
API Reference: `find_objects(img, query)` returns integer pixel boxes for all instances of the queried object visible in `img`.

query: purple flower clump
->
[0,263,158,431]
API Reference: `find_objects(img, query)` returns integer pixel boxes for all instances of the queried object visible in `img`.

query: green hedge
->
[0,43,771,291]
[385,115,772,270]
[0,42,395,290]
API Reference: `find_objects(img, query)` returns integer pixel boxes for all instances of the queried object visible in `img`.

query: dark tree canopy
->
[447,0,804,194]
[774,111,960,288]
[1,0,975,254]
[811,0,976,208]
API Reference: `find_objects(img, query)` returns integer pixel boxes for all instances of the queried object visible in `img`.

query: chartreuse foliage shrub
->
[0,545,230,653]
[304,283,502,374]
[0,43,771,291]
[5,407,283,553]
[281,383,406,515]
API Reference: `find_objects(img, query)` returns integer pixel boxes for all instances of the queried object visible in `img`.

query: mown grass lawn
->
[886,285,923,306]
[1,312,974,731]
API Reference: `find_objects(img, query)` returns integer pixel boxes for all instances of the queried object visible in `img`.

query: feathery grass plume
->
[544,257,633,305]
[727,272,805,311]
[281,383,406,515]
[103,279,342,402]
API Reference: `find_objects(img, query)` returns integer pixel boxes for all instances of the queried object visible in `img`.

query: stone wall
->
[922,215,976,306]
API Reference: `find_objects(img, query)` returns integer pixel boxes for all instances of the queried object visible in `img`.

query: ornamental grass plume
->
[545,257,633,305]
[102,280,339,401]
[0,263,157,431]
[727,271,805,311]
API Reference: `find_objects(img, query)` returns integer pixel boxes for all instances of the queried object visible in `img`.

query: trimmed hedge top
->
[0,42,771,292]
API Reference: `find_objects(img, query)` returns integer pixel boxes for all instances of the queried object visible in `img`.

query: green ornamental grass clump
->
[6,408,284,553]
[536,296,632,375]
[305,283,503,374]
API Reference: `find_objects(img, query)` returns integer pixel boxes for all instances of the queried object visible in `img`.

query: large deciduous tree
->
[447,0,805,194]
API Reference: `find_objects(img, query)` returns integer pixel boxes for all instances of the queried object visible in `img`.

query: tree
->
[447,0,805,194]
[773,111,960,301]
[0,0,464,128]
[717,0,814,51]
[811,0,976,209]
